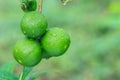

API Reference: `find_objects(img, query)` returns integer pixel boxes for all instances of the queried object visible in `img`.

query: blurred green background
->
[0,0,120,80]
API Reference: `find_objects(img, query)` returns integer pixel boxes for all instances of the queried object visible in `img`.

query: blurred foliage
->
[0,0,120,80]
[0,61,18,80]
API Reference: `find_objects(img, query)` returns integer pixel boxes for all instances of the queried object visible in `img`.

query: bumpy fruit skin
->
[13,38,42,67]
[21,11,48,39]
[21,0,37,12]
[41,28,70,57]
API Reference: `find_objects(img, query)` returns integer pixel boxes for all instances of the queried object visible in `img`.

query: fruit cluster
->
[13,0,70,67]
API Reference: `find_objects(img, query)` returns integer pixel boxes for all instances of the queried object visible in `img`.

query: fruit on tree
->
[13,38,42,66]
[21,11,48,38]
[41,28,70,57]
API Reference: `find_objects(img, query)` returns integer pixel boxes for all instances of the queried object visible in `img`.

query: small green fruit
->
[13,38,42,67]
[41,28,70,57]
[21,11,48,39]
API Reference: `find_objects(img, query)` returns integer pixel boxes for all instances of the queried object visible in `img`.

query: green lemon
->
[21,11,48,39]
[21,0,37,12]
[13,38,42,67]
[41,28,70,57]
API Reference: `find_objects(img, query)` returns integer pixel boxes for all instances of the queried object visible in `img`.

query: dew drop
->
[64,45,67,49]
[23,31,26,34]
[18,59,22,64]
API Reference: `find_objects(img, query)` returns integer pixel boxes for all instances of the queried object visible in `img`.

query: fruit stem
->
[38,0,43,13]
[19,66,33,80]
[19,69,24,80]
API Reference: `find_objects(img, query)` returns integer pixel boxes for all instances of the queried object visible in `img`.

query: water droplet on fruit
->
[23,31,26,34]
[18,59,22,64]
[64,45,67,49]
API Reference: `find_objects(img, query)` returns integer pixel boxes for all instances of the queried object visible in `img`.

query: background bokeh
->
[0,0,120,80]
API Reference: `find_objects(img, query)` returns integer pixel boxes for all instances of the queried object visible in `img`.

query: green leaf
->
[19,67,33,80]
[27,69,59,80]
[0,71,18,80]
[0,61,16,73]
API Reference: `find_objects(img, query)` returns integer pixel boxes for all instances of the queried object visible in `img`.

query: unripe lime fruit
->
[21,11,48,39]
[41,28,70,57]
[13,38,42,67]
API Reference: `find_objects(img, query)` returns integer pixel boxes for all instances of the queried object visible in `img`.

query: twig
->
[38,0,43,13]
